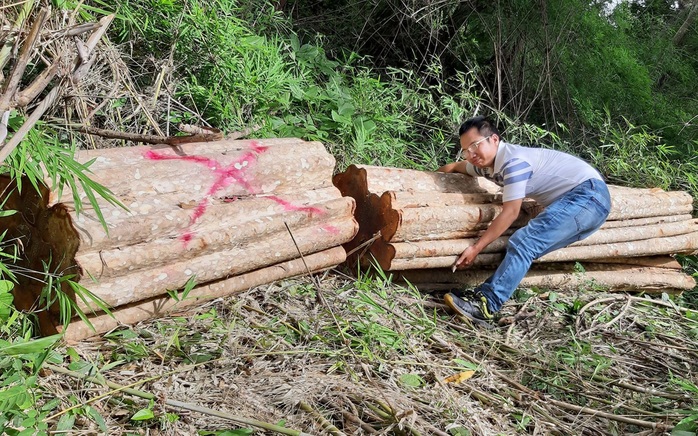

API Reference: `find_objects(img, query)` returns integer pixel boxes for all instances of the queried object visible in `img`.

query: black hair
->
[458,116,500,137]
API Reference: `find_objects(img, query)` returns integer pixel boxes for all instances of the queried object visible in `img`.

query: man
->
[437,116,611,327]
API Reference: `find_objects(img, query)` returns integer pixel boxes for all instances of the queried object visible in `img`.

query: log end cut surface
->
[1,175,81,334]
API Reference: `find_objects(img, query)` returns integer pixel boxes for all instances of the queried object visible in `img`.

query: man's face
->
[460,128,498,168]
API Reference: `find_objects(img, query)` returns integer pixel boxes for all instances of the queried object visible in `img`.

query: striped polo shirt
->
[465,141,603,207]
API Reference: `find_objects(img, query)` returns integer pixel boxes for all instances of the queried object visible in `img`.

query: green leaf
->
[85,406,108,431]
[55,413,75,432]
[0,335,60,356]
[131,408,155,421]
[0,280,14,293]
[0,281,13,320]
[453,359,479,371]
[398,373,425,388]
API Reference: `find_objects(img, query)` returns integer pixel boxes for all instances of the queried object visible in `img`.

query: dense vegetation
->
[1,0,697,434]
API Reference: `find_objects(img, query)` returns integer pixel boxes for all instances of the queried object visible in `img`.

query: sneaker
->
[444,292,495,329]
[447,287,473,299]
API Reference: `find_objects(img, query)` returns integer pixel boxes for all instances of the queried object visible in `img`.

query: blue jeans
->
[478,178,611,312]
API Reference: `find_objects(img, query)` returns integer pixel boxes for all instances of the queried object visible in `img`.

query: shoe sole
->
[443,294,495,330]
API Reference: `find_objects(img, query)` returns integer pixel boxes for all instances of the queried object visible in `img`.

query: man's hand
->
[450,198,524,273]
[452,245,481,272]
[437,161,468,174]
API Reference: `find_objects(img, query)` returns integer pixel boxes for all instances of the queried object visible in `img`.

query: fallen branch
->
[0,7,48,112]
[74,125,224,145]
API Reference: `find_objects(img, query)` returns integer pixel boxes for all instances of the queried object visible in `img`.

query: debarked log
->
[378,190,498,209]
[52,138,337,206]
[397,264,696,294]
[380,202,540,242]
[77,215,358,310]
[375,230,698,270]
[332,164,496,197]
[371,219,698,270]
[69,187,343,251]
[539,230,698,262]
[599,214,693,229]
[584,255,683,269]
[2,138,358,336]
[61,246,347,341]
[606,188,693,220]
[75,196,355,278]
[378,191,693,244]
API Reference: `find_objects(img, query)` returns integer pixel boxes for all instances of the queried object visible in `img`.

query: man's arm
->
[453,198,523,270]
[437,161,470,174]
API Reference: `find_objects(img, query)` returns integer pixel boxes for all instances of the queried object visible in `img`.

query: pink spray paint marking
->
[266,196,339,234]
[144,142,269,244]
[266,196,340,234]
[144,141,335,244]
[320,224,341,235]
[265,195,324,216]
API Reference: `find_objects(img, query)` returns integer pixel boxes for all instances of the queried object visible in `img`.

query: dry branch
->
[0,7,48,112]
[75,125,224,145]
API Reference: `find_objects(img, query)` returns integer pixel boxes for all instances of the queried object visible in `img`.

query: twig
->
[344,231,382,258]
[62,21,102,37]
[578,296,632,336]
[546,398,672,431]
[0,111,9,144]
[283,222,353,352]
[71,14,114,82]
[0,0,36,71]
[169,400,316,436]
[374,398,420,436]
[226,124,263,139]
[16,54,63,106]
[504,296,534,344]
[590,374,690,401]
[299,401,347,436]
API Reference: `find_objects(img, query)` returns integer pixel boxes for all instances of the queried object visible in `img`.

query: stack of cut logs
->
[333,165,698,294]
[2,138,357,341]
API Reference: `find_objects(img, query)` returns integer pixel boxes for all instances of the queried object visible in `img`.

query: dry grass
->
[40,270,698,435]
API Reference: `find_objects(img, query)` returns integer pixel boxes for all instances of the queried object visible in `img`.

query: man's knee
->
[507,230,536,258]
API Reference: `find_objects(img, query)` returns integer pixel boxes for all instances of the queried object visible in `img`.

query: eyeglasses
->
[457,135,491,160]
